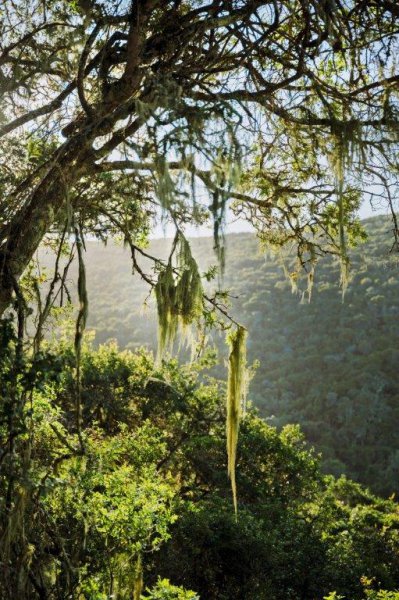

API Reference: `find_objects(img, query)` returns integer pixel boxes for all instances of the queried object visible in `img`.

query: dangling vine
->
[74,225,88,451]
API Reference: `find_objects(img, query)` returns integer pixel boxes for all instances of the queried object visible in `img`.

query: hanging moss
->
[133,555,143,600]
[155,262,178,358]
[339,253,350,300]
[210,190,226,274]
[306,245,317,302]
[307,265,315,302]
[155,234,203,359]
[336,155,349,298]
[74,235,88,363]
[175,236,203,327]
[226,325,247,515]
[280,255,299,295]
[155,156,175,213]
[210,149,241,275]
[278,248,317,301]
[330,131,353,299]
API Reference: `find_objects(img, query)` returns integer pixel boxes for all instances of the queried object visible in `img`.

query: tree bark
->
[0,137,93,317]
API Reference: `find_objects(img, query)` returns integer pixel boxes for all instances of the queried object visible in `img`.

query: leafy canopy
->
[1,0,399,317]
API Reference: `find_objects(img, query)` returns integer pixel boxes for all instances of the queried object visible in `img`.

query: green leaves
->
[142,578,199,600]
[3,337,399,599]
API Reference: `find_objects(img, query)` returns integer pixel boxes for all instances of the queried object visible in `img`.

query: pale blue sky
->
[151,198,389,239]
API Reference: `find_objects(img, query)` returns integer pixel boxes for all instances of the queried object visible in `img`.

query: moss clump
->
[155,234,203,358]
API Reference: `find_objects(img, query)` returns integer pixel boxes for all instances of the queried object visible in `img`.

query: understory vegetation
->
[1,324,399,599]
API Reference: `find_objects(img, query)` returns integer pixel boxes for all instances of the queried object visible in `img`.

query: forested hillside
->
[52,215,399,497]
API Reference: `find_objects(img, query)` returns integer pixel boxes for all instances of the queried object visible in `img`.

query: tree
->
[1,5,399,597]
[1,0,399,560]
[1,0,399,318]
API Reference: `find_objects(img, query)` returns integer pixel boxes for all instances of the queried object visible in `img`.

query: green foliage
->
[363,591,399,600]
[142,578,199,600]
[150,410,399,600]
[325,580,399,600]
[2,338,399,598]
[43,424,176,598]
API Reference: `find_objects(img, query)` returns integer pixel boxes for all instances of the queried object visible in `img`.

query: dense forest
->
[50,215,399,497]
[2,325,399,599]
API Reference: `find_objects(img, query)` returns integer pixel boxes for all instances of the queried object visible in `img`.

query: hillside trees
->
[1,340,399,598]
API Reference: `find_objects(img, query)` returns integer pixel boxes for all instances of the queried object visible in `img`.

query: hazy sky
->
[151,197,390,239]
